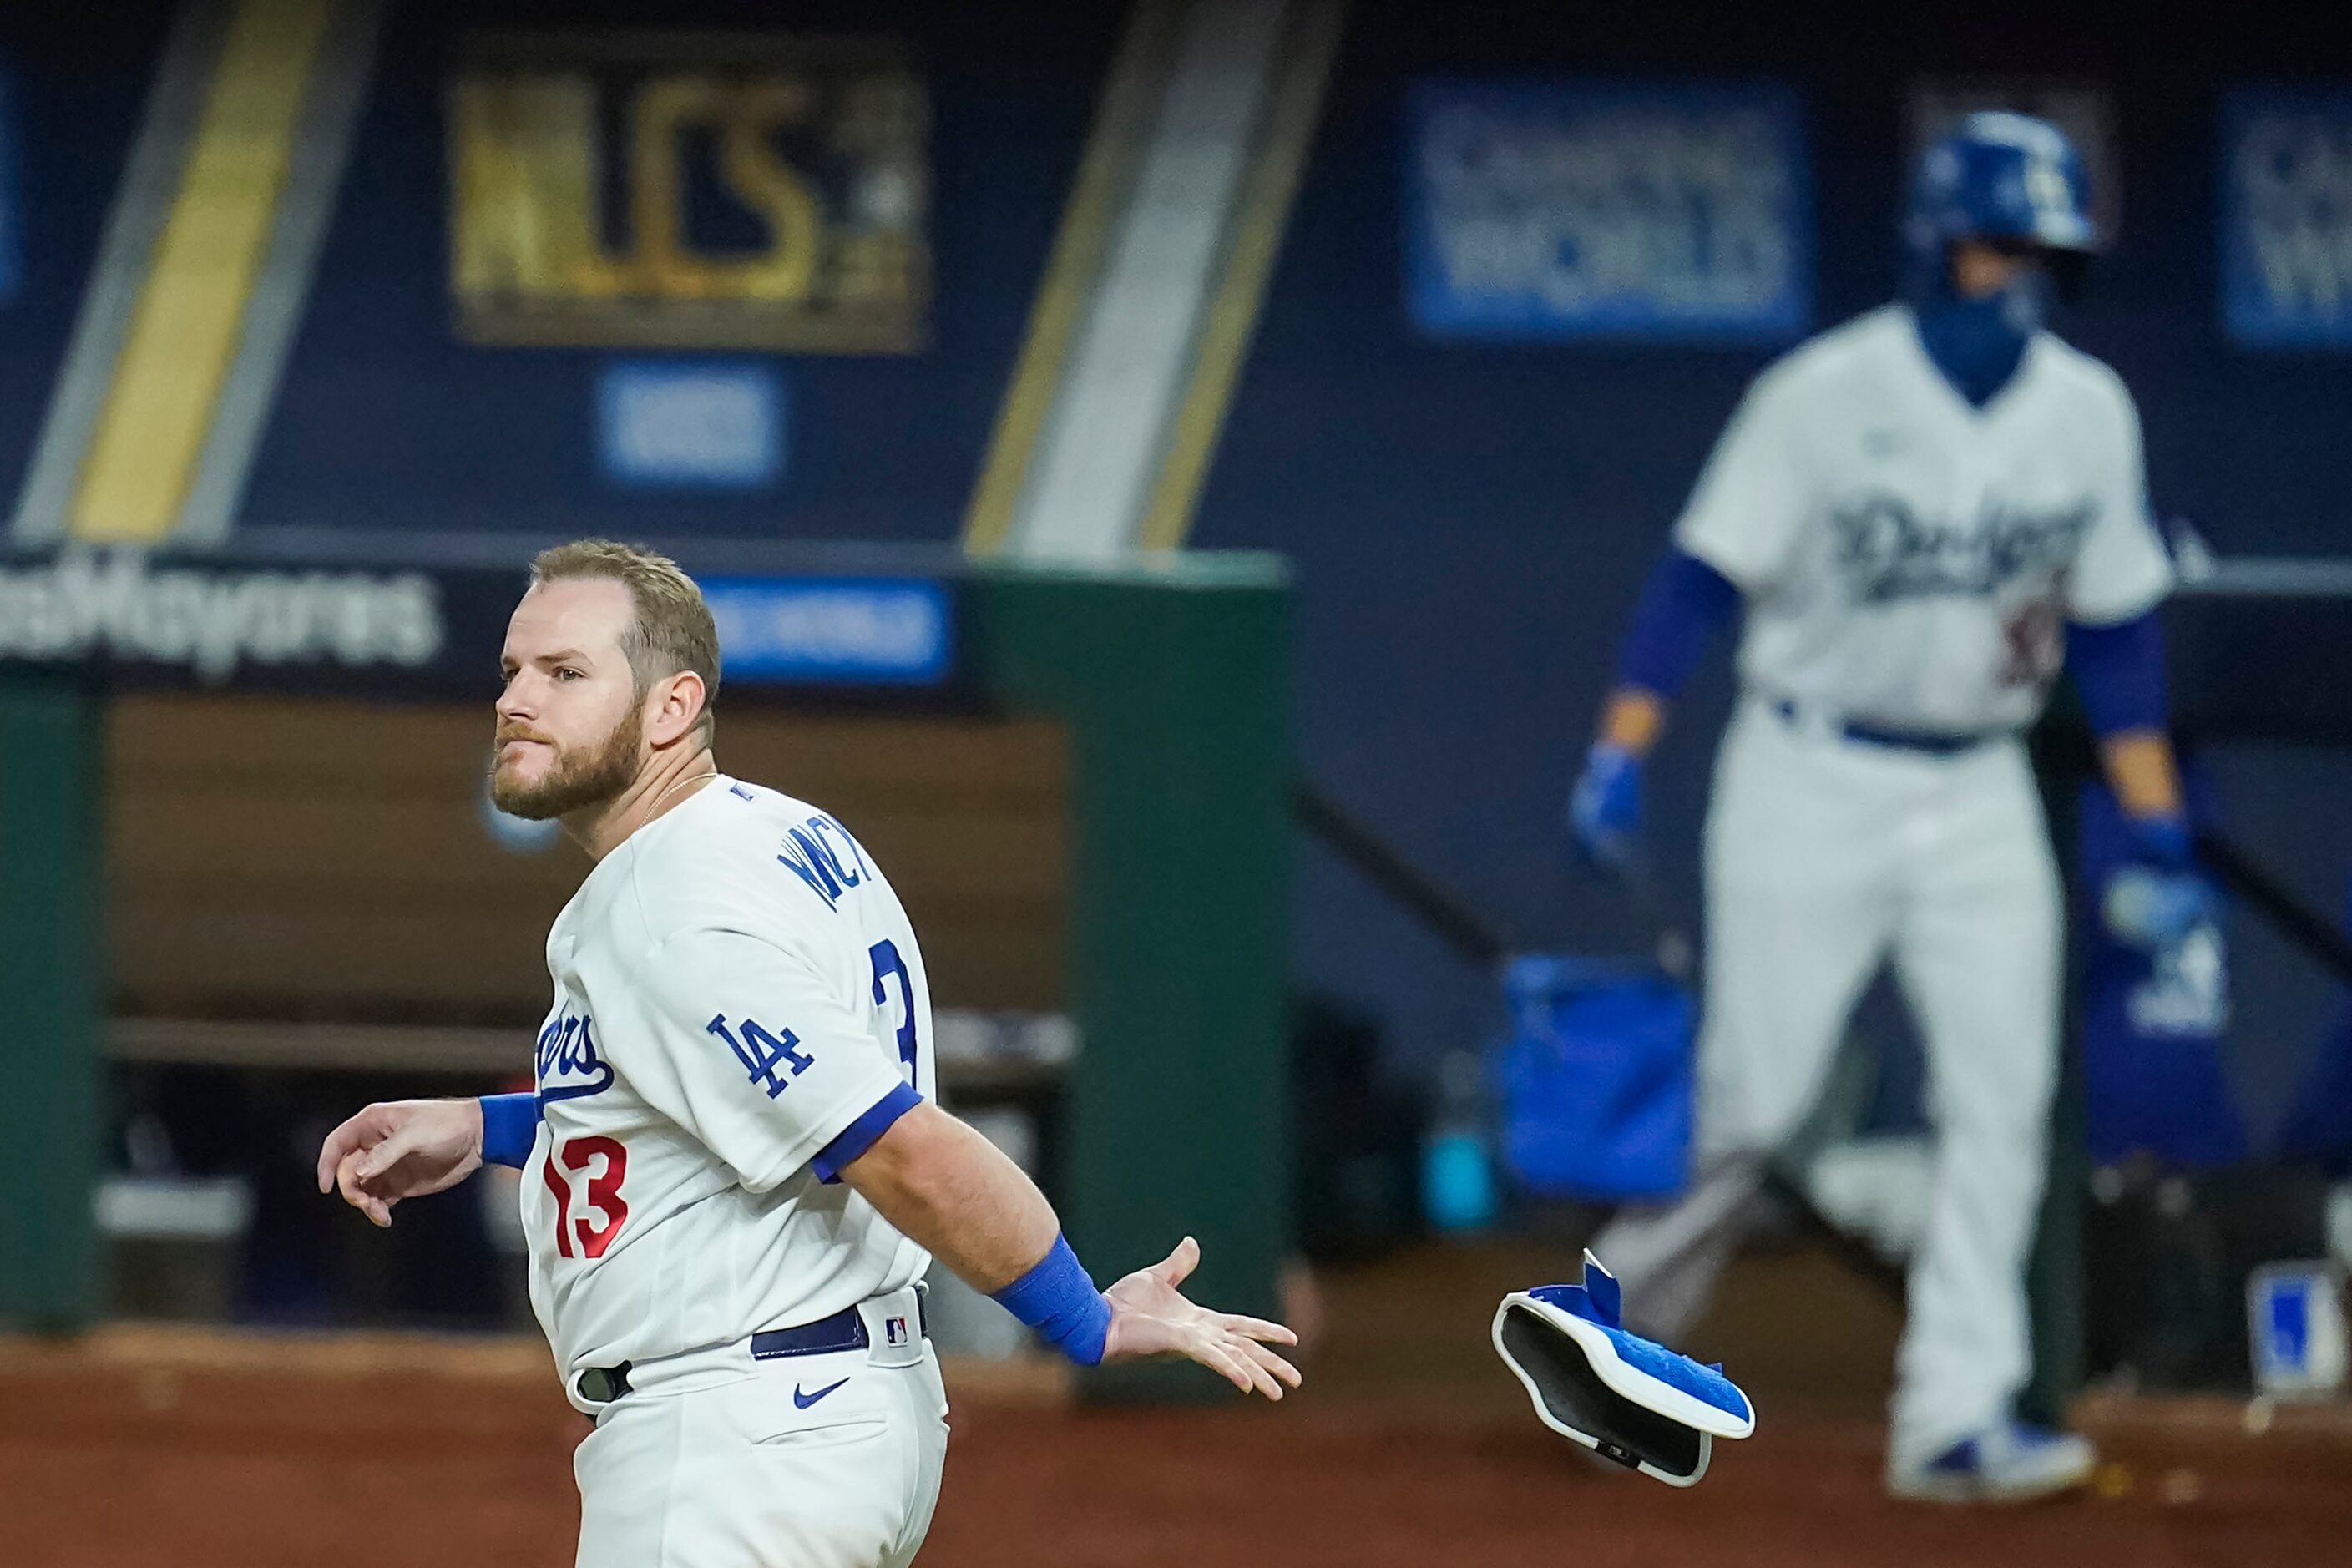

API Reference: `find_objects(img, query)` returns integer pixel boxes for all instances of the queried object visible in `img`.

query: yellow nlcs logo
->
[448,34,928,352]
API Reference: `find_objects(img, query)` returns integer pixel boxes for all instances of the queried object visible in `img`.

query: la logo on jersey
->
[537,1009,615,1103]
[1832,494,2096,604]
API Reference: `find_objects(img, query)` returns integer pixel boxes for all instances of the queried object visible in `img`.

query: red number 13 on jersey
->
[541,1136,629,1259]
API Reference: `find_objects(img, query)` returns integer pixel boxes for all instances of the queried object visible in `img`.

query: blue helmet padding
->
[1525,1256,1622,1328]
[1904,110,2097,295]
[1524,1256,1754,1429]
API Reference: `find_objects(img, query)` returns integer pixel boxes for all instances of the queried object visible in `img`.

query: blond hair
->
[530,539,720,741]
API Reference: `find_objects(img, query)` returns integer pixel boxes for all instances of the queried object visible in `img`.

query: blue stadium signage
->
[0,553,953,695]
[1406,81,1813,344]
[703,577,951,686]
[598,362,787,490]
[2220,89,2352,348]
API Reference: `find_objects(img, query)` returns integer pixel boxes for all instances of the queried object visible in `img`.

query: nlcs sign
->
[448,32,929,352]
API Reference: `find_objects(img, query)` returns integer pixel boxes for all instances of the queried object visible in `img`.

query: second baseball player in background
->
[317,542,1300,1566]
[1570,113,2216,1503]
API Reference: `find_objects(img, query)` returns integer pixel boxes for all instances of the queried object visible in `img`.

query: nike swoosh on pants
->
[792,1378,850,1409]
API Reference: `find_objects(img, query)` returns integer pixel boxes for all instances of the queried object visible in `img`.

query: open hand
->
[314,1099,485,1227]
[1101,1237,1302,1401]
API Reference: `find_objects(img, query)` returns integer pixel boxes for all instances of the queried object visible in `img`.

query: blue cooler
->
[1493,955,1695,1201]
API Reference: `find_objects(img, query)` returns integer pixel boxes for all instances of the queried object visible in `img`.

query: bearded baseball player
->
[1568,113,2214,1503]
[316,540,1300,1566]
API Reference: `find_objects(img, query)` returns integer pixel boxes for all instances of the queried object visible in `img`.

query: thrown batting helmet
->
[1494,1252,1756,1487]
[1903,110,2097,296]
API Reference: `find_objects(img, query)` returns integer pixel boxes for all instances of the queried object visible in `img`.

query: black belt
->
[1770,699,1997,757]
[575,1290,930,1407]
[751,1302,883,1361]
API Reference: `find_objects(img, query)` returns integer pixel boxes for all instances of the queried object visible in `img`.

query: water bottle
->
[1422,1050,1495,1233]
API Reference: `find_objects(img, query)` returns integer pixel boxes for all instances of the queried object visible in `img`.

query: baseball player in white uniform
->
[316,540,1299,1566]
[1567,114,2215,1502]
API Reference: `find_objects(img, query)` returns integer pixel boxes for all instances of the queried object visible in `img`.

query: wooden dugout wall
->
[106,701,1071,1022]
[0,556,1293,1403]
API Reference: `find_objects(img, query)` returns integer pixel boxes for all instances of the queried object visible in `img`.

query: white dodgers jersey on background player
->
[522,776,936,1389]
[1675,304,2174,734]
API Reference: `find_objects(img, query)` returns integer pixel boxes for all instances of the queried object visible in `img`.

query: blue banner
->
[597,362,783,489]
[703,577,950,685]
[2221,89,2352,348]
[1406,81,1811,343]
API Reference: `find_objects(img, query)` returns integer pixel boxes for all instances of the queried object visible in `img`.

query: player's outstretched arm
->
[315,1098,486,1227]
[1569,550,1741,868]
[839,1100,1301,1400]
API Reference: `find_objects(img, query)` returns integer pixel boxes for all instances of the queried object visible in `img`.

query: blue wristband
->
[478,1092,541,1169]
[990,1233,1111,1367]
[2128,812,2194,871]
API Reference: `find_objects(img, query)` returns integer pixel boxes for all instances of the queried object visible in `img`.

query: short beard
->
[489,702,645,821]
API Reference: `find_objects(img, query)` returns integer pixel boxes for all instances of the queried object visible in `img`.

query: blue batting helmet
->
[1903,111,2097,294]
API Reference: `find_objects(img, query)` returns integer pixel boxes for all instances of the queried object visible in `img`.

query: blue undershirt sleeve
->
[2067,610,2170,739]
[1614,549,1743,698]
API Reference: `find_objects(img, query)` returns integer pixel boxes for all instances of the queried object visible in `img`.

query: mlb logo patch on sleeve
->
[885,1316,909,1348]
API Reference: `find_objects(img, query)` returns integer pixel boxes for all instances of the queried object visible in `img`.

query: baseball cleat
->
[1884,1422,2097,1504]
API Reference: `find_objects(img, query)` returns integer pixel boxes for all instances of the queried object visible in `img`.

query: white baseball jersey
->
[1675,304,2174,734]
[522,775,935,1389]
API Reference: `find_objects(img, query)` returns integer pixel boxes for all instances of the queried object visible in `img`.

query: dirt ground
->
[6,1242,2349,1567]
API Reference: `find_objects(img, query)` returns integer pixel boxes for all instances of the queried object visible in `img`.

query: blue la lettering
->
[708,1013,816,1099]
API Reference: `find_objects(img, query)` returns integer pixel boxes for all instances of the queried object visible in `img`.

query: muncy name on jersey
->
[1832,493,2096,604]
[773,811,875,912]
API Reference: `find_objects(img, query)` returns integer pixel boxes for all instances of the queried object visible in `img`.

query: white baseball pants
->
[572,1317,949,1566]
[1591,698,2062,1464]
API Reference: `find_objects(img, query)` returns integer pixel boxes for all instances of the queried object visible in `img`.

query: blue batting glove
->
[2103,815,2218,950]
[1569,744,1644,871]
